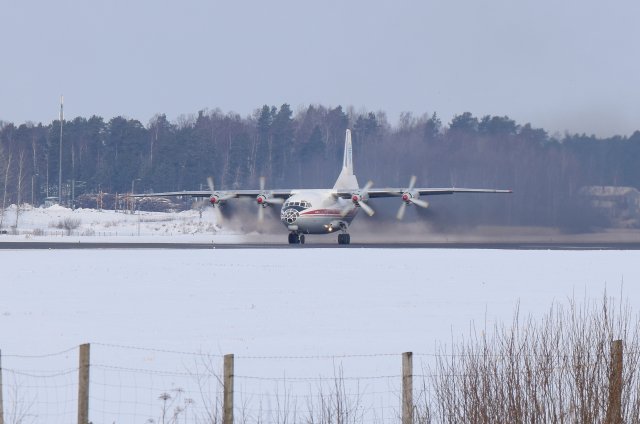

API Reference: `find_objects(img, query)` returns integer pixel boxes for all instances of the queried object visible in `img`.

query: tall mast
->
[58,95,63,205]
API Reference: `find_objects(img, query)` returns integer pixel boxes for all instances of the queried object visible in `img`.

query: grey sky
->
[1,0,639,136]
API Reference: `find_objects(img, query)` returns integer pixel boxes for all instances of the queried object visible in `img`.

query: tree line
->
[1,104,639,230]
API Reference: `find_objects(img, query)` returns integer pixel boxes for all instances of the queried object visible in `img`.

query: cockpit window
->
[284,200,311,209]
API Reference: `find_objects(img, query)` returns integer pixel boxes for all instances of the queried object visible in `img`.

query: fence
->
[0,341,630,424]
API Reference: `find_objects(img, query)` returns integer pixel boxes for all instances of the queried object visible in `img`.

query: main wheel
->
[299,234,305,244]
[288,233,296,244]
[338,234,350,245]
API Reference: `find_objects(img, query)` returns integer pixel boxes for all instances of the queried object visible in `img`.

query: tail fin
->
[333,129,360,190]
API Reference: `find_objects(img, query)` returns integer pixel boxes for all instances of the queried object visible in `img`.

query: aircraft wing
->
[133,187,510,199]
[130,189,294,199]
[130,190,210,198]
[334,187,512,198]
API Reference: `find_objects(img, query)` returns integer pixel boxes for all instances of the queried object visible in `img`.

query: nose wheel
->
[288,232,305,244]
[337,233,351,245]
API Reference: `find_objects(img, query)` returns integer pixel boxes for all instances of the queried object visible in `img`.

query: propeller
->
[396,175,429,220]
[343,180,375,217]
[206,177,231,227]
[357,198,375,216]
[258,200,264,222]
[256,176,283,222]
[207,177,235,206]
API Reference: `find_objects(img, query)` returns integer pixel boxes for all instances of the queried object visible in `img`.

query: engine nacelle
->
[351,191,369,204]
[401,190,429,208]
[401,190,418,204]
[256,193,269,207]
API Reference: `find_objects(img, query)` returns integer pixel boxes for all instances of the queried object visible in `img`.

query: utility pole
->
[131,178,140,214]
[58,95,63,206]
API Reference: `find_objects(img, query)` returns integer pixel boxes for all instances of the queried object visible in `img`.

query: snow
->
[0,204,253,243]
[3,248,635,354]
[1,205,639,422]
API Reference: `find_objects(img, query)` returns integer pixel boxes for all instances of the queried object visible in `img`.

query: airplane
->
[132,129,511,244]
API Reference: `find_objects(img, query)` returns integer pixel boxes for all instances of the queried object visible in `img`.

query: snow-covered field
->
[2,241,638,422]
[4,203,640,244]
[0,204,253,243]
[3,248,636,354]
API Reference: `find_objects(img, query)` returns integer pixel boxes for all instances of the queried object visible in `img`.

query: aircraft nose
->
[281,208,299,224]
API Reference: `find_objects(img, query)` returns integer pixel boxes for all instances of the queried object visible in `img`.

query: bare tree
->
[1,150,12,229]
[305,366,364,424]
[15,149,26,228]
[189,355,223,424]
[5,372,36,424]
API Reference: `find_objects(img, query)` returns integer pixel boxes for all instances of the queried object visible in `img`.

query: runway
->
[2,241,640,250]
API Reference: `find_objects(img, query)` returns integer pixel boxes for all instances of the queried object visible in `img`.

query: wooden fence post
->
[77,344,90,424]
[223,354,234,424]
[402,352,413,424]
[605,339,623,424]
[0,349,4,424]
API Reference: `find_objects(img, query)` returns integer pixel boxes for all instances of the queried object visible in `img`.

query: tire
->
[288,233,296,244]
[299,234,305,244]
[345,234,351,244]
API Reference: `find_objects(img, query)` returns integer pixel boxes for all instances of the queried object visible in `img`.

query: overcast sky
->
[1,0,639,136]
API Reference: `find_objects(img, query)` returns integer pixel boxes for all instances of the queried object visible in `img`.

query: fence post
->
[402,352,413,424]
[77,344,90,424]
[605,339,623,424]
[223,354,234,424]
[0,349,4,424]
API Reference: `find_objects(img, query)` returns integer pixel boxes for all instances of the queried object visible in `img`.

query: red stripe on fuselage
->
[300,209,355,217]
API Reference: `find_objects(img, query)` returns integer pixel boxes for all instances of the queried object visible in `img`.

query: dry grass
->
[417,294,640,423]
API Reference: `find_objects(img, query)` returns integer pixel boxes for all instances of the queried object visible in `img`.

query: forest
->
[1,104,639,230]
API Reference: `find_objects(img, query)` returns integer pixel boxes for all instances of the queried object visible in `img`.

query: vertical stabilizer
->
[333,129,360,190]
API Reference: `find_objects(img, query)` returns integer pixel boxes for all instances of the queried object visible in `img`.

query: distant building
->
[44,197,59,208]
[578,186,640,228]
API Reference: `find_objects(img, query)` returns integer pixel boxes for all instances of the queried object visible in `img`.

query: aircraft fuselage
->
[279,190,358,234]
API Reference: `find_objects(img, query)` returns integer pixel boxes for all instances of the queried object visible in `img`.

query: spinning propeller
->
[256,176,283,222]
[206,177,235,225]
[207,177,235,206]
[396,175,429,220]
[342,180,375,217]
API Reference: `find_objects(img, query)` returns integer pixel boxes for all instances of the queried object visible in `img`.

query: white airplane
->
[133,129,511,244]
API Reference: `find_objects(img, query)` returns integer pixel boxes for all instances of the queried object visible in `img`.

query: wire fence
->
[1,343,414,424]
[1,346,79,424]
[1,338,638,424]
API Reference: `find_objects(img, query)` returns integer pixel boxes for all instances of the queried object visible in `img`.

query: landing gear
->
[338,233,351,245]
[288,232,305,245]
